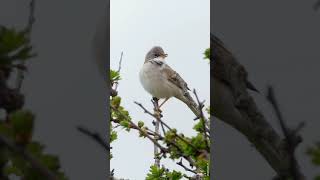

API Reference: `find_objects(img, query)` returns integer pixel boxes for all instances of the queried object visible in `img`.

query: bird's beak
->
[162,54,168,58]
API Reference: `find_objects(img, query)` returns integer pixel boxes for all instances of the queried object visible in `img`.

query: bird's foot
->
[152,97,159,103]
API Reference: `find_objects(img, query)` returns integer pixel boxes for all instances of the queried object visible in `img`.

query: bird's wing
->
[161,64,190,93]
[161,63,203,119]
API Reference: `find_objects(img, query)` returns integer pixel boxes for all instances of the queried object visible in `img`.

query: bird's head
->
[145,46,168,62]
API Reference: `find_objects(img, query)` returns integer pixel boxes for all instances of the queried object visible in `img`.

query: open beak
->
[162,53,168,58]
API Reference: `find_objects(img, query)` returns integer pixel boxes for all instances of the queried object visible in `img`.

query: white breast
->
[139,60,177,99]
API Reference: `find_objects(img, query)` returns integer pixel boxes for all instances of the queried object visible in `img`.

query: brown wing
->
[161,64,202,118]
[161,64,190,93]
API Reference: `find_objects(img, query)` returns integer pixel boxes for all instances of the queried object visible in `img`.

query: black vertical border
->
[210,0,214,179]
[106,0,111,179]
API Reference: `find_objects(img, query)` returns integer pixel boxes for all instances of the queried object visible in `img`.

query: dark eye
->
[154,54,159,57]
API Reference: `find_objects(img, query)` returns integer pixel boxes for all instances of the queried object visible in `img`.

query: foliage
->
[146,165,182,180]
[203,48,210,61]
[0,25,67,179]
[307,142,320,180]
[110,70,121,82]
[0,27,36,64]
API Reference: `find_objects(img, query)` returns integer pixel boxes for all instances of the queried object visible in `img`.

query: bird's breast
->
[139,62,177,98]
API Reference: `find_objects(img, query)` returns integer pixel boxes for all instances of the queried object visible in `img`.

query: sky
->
[110,0,210,179]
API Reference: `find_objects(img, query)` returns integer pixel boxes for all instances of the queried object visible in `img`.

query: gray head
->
[145,46,168,62]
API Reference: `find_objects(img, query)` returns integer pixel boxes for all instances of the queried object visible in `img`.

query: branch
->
[266,87,305,180]
[114,52,123,91]
[112,105,198,168]
[151,98,161,167]
[211,33,304,179]
[117,52,123,73]
[111,106,168,154]
[0,134,58,180]
[193,89,210,152]
[177,158,197,174]
[77,126,110,152]
[24,0,36,34]
[111,117,160,138]
[16,0,36,91]
[134,101,202,155]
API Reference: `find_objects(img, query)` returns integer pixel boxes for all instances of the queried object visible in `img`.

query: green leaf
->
[203,48,210,60]
[0,27,34,62]
[111,96,121,108]
[166,170,182,180]
[110,131,118,142]
[40,154,60,171]
[138,121,144,128]
[110,70,121,81]
[193,121,204,133]
[307,143,320,166]
[27,142,45,157]
[3,165,23,176]
[10,110,34,135]
[146,165,165,180]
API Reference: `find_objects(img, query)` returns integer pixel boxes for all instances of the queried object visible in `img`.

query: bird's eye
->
[154,54,159,57]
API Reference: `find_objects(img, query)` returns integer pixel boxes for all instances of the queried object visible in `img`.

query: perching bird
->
[139,46,201,117]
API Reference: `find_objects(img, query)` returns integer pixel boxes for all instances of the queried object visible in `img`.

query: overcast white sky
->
[110,0,210,179]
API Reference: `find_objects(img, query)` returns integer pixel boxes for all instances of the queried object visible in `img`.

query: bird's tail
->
[177,92,202,119]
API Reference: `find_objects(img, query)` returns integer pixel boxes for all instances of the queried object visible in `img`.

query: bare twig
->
[266,86,304,180]
[134,101,157,118]
[157,120,166,135]
[193,89,210,152]
[16,0,36,91]
[25,0,36,35]
[77,126,110,152]
[177,158,197,174]
[114,52,123,91]
[0,134,58,180]
[117,52,123,73]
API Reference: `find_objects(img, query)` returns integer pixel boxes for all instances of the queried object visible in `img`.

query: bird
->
[139,46,201,118]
